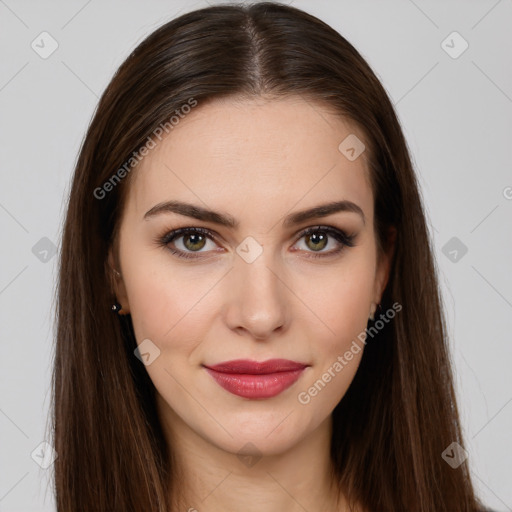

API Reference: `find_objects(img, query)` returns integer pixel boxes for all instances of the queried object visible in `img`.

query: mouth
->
[203,359,310,399]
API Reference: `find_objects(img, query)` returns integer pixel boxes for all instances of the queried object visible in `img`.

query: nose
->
[222,248,288,340]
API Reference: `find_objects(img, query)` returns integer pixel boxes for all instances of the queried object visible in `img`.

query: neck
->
[158,400,355,512]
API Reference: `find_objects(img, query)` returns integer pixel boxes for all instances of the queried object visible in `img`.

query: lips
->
[203,359,309,399]
[205,358,308,374]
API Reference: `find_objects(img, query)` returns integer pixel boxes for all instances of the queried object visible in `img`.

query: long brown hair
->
[49,2,487,510]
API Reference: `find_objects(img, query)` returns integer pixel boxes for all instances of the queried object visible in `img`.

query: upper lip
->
[203,359,309,374]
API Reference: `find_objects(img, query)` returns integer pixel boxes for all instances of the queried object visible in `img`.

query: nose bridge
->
[224,238,288,338]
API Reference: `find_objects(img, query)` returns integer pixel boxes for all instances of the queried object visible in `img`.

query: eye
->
[157,225,356,260]
[158,227,219,260]
[292,225,356,259]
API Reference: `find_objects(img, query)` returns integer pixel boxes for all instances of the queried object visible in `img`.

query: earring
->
[112,302,129,315]
[112,269,127,315]
[112,302,123,314]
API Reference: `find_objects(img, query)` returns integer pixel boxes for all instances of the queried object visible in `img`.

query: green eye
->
[304,231,328,251]
[294,226,356,258]
[182,232,207,252]
[159,227,217,260]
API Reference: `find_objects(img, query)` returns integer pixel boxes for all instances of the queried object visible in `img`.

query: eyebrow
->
[143,199,365,227]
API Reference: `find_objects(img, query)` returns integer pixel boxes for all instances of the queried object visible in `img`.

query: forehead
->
[125,96,373,227]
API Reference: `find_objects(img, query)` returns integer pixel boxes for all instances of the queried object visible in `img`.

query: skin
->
[110,95,393,512]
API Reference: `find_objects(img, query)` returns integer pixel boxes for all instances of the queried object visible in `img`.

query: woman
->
[49,2,490,510]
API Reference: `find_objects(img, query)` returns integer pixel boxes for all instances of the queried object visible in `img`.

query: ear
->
[107,246,131,314]
[373,226,396,305]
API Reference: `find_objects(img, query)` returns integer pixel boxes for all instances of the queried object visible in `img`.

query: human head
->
[109,92,392,453]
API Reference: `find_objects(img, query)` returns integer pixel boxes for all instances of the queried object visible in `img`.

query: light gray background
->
[1,0,511,510]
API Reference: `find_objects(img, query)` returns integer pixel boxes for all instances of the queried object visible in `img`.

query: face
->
[110,95,391,457]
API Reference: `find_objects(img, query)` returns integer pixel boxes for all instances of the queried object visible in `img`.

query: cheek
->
[293,254,375,406]
[297,253,376,348]
[296,301,368,414]
[125,268,209,348]
[118,222,212,340]
[123,266,213,408]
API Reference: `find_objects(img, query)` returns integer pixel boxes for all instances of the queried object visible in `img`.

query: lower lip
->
[204,368,306,399]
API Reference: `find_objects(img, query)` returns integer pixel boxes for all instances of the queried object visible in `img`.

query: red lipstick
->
[203,359,309,399]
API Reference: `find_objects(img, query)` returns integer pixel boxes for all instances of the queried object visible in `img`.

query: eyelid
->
[294,224,355,244]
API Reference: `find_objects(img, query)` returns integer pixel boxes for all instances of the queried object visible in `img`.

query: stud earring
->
[112,301,129,315]
[112,302,122,314]
[111,269,128,315]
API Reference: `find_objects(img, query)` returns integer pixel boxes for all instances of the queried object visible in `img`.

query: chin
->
[199,414,312,458]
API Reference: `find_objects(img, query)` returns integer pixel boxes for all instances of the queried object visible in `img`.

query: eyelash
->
[156,225,356,261]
